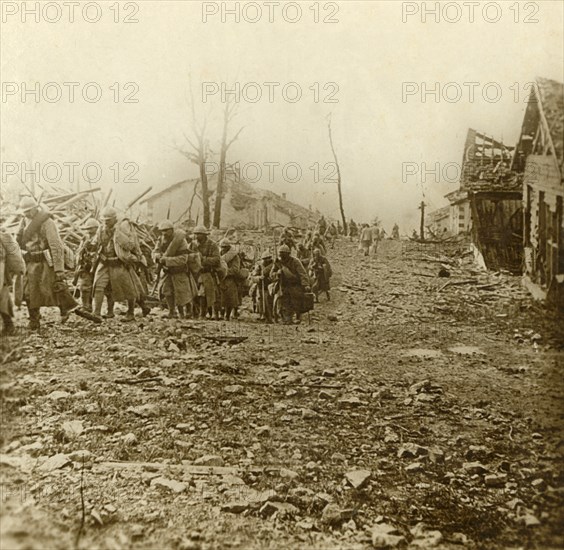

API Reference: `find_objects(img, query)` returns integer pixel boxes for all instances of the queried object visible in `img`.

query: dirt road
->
[1,238,562,549]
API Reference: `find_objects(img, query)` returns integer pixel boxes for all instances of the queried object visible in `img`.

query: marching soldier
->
[193,226,221,320]
[310,248,332,302]
[17,197,79,330]
[74,218,99,312]
[0,229,25,335]
[153,221,197,319]
[250,250,275,323]
[273,244,311,325]
[92,206,144,322]
[218,240,241,321]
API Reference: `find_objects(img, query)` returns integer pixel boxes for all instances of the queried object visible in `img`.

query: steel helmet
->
[157,220,174,231]
[193,225,209,235]
[18,196,38,213]
[261,250,273,259]
[101,206,118,220]
[83,218,100,230]
[278,244,290,254]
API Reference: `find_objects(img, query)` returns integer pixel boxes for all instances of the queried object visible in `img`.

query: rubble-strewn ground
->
[1,239,563,550]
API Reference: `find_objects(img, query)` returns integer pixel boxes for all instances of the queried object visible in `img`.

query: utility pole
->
[419,201,426,241]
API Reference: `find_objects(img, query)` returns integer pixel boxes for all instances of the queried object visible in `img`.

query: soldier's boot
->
[93,290,105,317]
[104,296,115,319]
[28,308,40,331]
[81,292,93,313]
[326,291,331,301]
[139,297,151,317]
[122,300,135,322]
[166,296,177,319]
[177,306,185,319]
[1,313,15,336]
[224,307,231,321]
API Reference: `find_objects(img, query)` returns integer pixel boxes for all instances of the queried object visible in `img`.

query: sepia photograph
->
[0,1,563,548]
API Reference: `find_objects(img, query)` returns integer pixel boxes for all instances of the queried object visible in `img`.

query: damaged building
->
[452,128,523,274]
[513,77,564,304]
[141,169,320,230]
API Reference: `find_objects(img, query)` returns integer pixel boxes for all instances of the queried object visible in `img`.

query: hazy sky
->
[1,0,563,229]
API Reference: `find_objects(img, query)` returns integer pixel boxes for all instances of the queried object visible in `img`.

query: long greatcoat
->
[0,230,25,317]
[18,211,65,309]
[93,219,144,302]
[220,249,241,309]
[156,230,197,307]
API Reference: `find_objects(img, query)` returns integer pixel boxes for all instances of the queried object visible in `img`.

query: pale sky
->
[1,0,563,230]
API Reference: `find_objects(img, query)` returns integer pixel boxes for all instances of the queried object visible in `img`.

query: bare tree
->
[174,76,212,228]
[212,96,244,229]
[326,114,347,235]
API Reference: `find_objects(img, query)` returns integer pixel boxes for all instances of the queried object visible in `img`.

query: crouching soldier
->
[0,229,25,335]
[153,221,197,319]
[17,197,79,330]
[92,207,144,322]
[274,244,311,325]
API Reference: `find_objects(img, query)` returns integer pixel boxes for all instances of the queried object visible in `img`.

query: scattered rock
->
[398,443,428,459]
[463,462,488,475]
[40,453,70,472]
[371,523,405,548]
[484,474,507,488]
[122,433,138,445]
[194,455,224,467]
[127,404,158,418]
[61,420,84,438]
[406,462,422,473]
[224,385,244,395]
[338,396,366,407]
[345,469,371,489]
[47,391,70,401]
[150,477,187,493]
[221,501,249,514]
[259,501,299,517]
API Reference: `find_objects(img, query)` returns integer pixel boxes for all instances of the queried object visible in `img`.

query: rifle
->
[151,265,162,295]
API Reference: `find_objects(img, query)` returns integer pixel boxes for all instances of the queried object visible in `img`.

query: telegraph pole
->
[419,201,426,241]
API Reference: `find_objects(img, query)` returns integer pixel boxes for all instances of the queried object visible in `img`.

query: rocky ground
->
[1,238,563,550]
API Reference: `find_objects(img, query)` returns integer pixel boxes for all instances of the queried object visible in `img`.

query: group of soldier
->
[0,198,341,334]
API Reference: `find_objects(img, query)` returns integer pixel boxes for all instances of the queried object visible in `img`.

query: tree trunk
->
[213,104,229,229]
[199,161,210,228]
[327,118,347,235]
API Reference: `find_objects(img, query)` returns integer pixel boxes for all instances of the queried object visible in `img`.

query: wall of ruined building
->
[523,155,564,287]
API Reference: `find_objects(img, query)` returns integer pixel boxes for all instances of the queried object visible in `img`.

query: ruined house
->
[444,189,471,235]
[512,77,564,303]
[141,171,319,230]
[427,205,451,237]
[456,128,523,273]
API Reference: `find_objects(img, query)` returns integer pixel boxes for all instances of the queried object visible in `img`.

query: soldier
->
[74,218,99,312]
[193,226,221,320]
[219,240,241,321]
[309,248,332,302]
[310,232,326,256]
[17,197,79,330]
[92,206,144,322]
[392,223,400,240]
[153,220,196,319]
[273,244,311,325]
[317,215,327,235]
[0,229,25,335]
[279,227,296,251]
[348,219,358,238]
[359,224,373,256]
[250,250,275,323]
